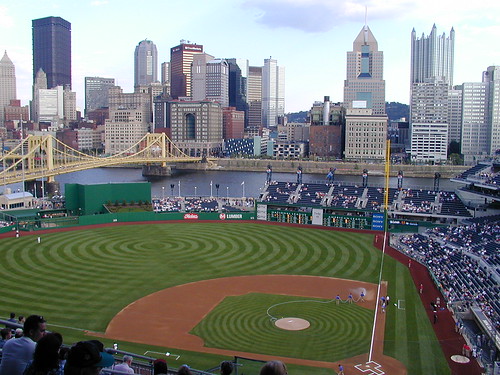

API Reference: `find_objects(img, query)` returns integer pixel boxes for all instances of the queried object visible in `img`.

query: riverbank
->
[175,159,468,178]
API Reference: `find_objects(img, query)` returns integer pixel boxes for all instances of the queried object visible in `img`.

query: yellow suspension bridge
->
[0,133,203,186]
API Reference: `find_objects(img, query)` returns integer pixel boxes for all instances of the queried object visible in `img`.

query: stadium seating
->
[398,221,500,332]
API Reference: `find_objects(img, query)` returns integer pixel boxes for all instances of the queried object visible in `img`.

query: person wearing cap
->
[0,314,47,375]
[112,355,134,374]
[64,340,115,375]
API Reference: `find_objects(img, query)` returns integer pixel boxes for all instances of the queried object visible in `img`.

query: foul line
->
[266,293,366,321]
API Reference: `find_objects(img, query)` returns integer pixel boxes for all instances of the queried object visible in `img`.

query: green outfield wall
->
[65,182,151,215]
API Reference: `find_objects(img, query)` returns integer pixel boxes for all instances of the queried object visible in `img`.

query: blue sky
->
[1,0,499,113]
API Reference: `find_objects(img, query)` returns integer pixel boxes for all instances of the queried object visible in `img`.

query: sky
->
[1,0,500,113]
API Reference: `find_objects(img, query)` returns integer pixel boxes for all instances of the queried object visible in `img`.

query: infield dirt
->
[99,274,406,374]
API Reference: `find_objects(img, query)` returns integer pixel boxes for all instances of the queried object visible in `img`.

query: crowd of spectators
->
[262,181,471,219]
[397,218,500,332]
[0,220,14,228]
[152,197,254,213]
[1,313,290,375]
[400,189,437,213]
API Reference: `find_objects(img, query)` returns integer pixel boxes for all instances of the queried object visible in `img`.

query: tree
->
[448,141,461,156]
[448,153,463,165]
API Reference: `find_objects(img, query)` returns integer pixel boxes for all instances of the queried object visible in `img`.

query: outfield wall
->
[79,211,255,225]
[65,183,152,215]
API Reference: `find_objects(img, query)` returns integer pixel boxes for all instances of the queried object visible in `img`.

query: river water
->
[1,167,459,198]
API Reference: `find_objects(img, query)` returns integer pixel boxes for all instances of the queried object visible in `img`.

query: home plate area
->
[355,361,385,374]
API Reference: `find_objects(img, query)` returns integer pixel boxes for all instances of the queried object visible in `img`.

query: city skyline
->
[1,0,499,114]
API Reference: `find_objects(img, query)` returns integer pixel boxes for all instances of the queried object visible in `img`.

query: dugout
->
[65,182,151,216]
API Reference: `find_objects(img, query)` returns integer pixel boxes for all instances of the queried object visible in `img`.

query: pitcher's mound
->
[275,317,310,331]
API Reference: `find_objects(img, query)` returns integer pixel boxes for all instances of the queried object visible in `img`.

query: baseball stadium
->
[0,162,499,375]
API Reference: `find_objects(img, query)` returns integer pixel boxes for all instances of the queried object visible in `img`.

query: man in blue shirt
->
[0,315,47,375]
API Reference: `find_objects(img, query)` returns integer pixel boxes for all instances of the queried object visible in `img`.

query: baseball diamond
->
[0,222,452,374]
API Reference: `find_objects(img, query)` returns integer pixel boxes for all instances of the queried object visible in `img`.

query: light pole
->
[210,181,213,198]
[241,181,245,198]
[178,180,181,197]
[226,186,229,200]
[162,186,165,201]
[194,186,197,197]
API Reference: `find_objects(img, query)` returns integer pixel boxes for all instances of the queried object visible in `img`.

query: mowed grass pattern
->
[191,293,372,361]
[0,223,448,375]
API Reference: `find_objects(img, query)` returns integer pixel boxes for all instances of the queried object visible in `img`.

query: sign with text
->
[312,208,324,225]
[257,204,267,221]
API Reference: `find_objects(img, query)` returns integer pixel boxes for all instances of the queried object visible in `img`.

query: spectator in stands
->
[260,360,288,375]
[177,365,193,375]
[0,315,47,375]
[15,328,24,338]
[18,316,25,326]
[8,312,17,324]
[153,359,168,375]
[63,340,114,375]
[58,347,70,372]
[220,361,233,375]
[113,355,134,374]
[0,328,12,348]
[23,332,63,375]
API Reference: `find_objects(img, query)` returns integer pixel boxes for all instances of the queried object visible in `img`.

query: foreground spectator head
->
[23,332,63,375]
[17,315,25,325]
[153,359,168,375]
[64,340,115,375]
[177,364,193,375]
[24,314,46,342]
[260,360,288,375]
[220,361,234,375]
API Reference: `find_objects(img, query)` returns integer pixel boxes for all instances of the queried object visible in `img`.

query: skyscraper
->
[343,25,385,115]
[170,41,203,99]
[32,16,71,89]
[485,67,500,158]
[192,53,215,101]
[161,62,171,96]
[461,81,489,163]
[461,66,500,164]
[410,26,456,162]
[85,77,115,114]
[0,51,17,125]
[411,25,455,86]
[227,58,248,113]
[134,39,158,87]
[262,58,285,128]
[247,66,262,134]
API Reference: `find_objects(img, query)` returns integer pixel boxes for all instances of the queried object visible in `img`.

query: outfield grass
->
[0,223,448,374]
